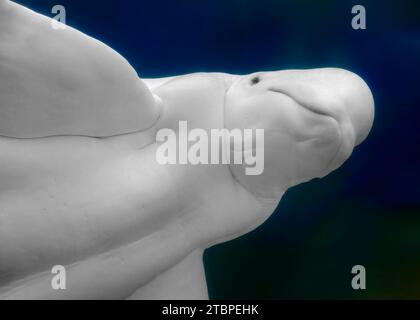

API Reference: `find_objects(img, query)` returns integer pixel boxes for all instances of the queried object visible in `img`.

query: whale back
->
[0,1,158,138]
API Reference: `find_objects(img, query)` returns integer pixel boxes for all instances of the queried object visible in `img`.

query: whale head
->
[224,68,374,200]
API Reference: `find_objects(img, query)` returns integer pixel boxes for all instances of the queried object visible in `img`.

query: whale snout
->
[334,70,375,147]
[263,68,374,148]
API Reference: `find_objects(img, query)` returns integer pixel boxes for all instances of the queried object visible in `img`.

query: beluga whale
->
[0,0,374,299]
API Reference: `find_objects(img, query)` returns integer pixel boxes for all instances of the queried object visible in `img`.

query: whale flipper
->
[0,1,159,138]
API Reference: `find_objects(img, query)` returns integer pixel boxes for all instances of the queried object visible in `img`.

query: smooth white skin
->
[0,0,159,138]
[0,1,374,299]
[0,71,374,300]
[225,68,374,200]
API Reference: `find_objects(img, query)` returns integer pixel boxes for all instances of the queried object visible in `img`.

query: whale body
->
[0,1,374,299]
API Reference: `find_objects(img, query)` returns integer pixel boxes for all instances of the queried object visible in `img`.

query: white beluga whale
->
[0,1,374,299]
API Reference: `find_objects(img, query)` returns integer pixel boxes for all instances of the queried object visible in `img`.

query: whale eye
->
[250,76,260,85]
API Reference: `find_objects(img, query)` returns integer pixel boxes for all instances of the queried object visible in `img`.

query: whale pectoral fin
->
[0,1,159,138]
[127,249,208,300]
[0,223,195,300]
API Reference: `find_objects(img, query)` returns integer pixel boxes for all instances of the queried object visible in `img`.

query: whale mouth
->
[268,86,345,173]
[268,87,334,119]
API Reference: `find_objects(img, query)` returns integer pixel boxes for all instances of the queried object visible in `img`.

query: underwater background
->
[15,0,420,299]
